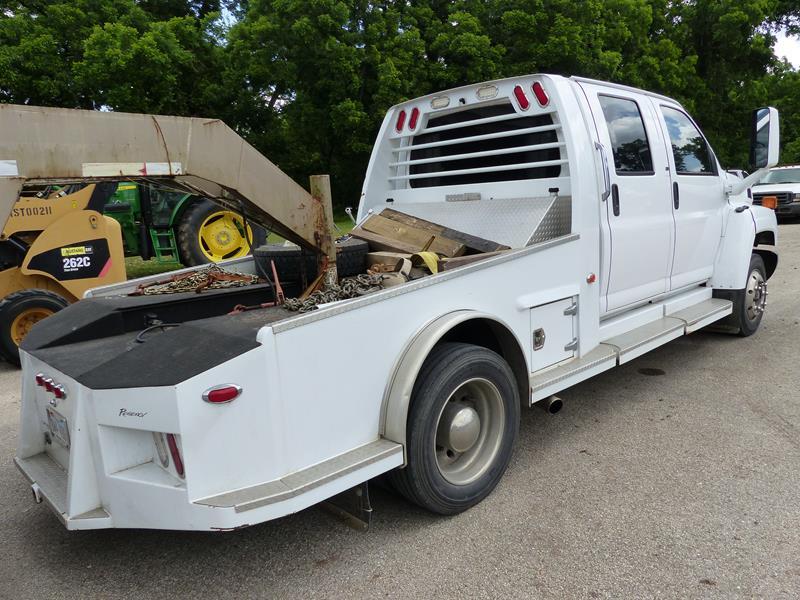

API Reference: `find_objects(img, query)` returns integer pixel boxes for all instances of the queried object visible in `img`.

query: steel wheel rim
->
[745,268,767,323]
[198,211,253,262]
[434,377,505,486]
[10,307,54,345]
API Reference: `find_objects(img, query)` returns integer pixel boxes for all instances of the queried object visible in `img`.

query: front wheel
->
[714,254,767,337]
[0,289,69,365]
[390,343,520,515]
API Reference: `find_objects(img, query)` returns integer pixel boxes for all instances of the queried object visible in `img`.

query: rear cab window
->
[598,95,654,175]
[660,106,717,175]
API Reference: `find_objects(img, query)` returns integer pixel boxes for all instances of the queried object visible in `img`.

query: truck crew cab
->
[9,74,779,531]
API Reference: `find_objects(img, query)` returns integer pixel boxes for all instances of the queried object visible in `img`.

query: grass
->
[125,256,182,280]
[124,213,355,280]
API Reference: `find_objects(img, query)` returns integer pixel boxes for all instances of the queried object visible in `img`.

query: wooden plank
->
[381,208,509,253]
[360,214,465,257]
[437,251,508,271]
[349,228,420,254]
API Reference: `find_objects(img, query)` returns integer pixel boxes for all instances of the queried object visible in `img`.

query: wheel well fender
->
[710,208,762,290]
[753,248,777,280]
[381,311,528,461]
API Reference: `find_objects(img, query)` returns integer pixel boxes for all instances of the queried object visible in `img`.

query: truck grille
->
[389,101,567,189]
[753,191,793,205]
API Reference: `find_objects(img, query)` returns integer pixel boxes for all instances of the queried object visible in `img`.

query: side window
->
[660,106,715,175]
[598,95,653,174]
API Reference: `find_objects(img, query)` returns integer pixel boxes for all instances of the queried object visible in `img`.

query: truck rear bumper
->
[15,454,111,530]
[16,439,403,531]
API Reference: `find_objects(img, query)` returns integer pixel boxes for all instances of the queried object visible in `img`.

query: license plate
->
[46,408,70,449]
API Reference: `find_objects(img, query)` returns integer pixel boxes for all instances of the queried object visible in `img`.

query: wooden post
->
[309,174,338,288]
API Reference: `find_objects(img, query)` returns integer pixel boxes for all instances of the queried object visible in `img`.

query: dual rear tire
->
[390,343,520,515]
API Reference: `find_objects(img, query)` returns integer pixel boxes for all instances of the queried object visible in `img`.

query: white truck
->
[8,74,779,531]
[751,164,800,219]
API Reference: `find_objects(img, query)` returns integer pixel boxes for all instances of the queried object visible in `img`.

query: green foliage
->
[0,0,798,205]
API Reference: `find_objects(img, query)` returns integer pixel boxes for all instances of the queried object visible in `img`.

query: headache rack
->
[389,100,568,189]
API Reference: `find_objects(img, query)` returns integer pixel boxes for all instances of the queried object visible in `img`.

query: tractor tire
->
[254,237,368,283]
[0,289,69,366]
[176,199,267,267]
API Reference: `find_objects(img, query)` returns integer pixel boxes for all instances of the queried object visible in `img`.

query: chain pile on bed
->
[283,273,384,312]
[130,264,260,295]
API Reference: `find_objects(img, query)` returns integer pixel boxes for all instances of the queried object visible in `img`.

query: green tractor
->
[104,183,266,266]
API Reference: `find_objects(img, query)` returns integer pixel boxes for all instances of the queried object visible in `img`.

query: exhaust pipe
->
[540,395,563,414]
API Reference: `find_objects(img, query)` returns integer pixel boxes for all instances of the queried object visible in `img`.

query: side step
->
[530,298,732,402]
[667,296,732,333]
[196,439,403,513]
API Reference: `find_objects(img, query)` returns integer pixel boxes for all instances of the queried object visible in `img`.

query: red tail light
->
[203,384,242,404]
[409,107,420,130]
[166,433,184,478]
[532,81,549,106]
[395,109,407,132]
[513,85,530,110]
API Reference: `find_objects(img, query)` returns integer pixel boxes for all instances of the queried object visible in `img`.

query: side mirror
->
[750,107,780,169]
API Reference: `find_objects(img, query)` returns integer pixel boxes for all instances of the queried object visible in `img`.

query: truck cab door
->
[579,83,674,312]
[654,104,725,290]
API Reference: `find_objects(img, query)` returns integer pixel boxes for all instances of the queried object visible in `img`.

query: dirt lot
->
[0,223,798,599]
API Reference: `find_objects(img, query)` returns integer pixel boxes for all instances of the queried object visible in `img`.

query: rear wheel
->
[176,200,266,266]
[0,289,69,365]
[390,343,520,515]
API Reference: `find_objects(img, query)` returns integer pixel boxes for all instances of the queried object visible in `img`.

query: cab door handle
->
[673,182,680,209]
[611,183,620,216]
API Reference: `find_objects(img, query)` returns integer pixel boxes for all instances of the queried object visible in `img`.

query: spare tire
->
[254,237,368,282]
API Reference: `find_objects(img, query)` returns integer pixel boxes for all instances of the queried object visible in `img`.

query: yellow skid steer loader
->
[0,183,126,363]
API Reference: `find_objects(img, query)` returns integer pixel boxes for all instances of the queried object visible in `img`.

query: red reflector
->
[395,109,406,132]
[35,374,45,386]
[513,85,530,110]
[44,379,54,392]
[53,385,66,399]
[409,107,420,130]
[166,433,184,478]
[203,384,242,404]
[532,81,549,106]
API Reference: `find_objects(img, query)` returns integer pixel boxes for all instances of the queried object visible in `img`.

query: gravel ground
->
[0,223,798,600]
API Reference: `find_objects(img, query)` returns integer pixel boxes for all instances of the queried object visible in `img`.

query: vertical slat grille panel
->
[393,101,565,189]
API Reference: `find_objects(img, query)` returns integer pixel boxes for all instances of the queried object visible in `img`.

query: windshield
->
[755,168,800,185]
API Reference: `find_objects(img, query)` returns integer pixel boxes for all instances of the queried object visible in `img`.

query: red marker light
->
[203,384,242,404]
[165,433,184,478]
[35,373,45,387]
[53,385,66,400]
[586,273,597,284]
[532,81,549,106]
[44,378,54,392]
[513,85,530,110]
[395,109,407,132]
[409,107,420,130]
